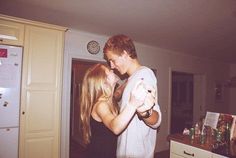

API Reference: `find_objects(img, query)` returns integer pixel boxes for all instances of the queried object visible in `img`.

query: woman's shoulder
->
[92,100,110,122]
[94,99,112,115]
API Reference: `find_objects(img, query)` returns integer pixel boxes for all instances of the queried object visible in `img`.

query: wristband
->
[138,108,153,119]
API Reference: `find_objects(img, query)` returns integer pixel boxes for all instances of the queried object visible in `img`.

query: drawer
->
[170,152,185,158]
[0,19,24,46]
[170,140,212,158]
[212,153,228,158]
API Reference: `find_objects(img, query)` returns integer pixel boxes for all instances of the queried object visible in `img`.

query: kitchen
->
[0,1,236,158]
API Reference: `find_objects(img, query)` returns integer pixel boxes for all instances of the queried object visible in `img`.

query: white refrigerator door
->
[0,45,22,158]
[0,45,22,127]
[0,128,19,158]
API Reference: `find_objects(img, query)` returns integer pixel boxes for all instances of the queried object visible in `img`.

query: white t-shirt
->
[116,66,162,158]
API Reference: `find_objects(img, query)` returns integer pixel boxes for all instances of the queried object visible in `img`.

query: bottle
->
[225,122,231,146]
[189,127,195,140]
[216,130,222,142]
[200,126,207,144]
[195,123,201,137]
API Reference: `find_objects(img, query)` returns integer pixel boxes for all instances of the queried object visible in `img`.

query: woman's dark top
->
[85,117,117,158]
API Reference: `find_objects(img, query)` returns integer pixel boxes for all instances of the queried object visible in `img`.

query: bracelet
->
[144,109,153,118]
[138,108,153,119]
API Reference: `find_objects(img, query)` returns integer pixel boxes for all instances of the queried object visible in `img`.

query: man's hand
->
[129,80,147,108]
[136,85,156,114]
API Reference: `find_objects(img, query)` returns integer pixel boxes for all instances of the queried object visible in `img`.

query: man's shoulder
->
[136,67,156,78]
[137,66,153,73]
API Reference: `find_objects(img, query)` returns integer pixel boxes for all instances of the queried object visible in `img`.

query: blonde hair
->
[79,63,114,145]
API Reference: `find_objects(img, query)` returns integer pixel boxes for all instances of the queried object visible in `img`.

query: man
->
[103,34,162,158]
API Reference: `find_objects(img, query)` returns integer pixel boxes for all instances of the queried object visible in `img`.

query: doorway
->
[69,59,128,158]
[70,59,97,158]
[170,71,194,134]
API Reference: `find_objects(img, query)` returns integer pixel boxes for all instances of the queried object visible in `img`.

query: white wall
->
[135,42,231,151]
[61,29,231,157]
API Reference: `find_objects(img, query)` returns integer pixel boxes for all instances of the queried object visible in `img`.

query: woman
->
[79,63,154,158]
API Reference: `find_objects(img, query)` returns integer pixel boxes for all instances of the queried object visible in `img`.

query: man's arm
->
[138,108,161,127]
[136,85,162,128]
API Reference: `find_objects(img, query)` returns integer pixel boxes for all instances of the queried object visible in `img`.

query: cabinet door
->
[19,24,64,158]
[0,19,24,46]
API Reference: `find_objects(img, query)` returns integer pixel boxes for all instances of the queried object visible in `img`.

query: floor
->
[155,150,170,158]
[70,139,170,158]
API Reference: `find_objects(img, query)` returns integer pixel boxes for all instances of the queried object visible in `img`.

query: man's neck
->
[127,59,141,76]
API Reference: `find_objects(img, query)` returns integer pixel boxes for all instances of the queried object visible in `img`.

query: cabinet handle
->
[0,39,3,42]
[184,151,194,157]
[22,111,25,115]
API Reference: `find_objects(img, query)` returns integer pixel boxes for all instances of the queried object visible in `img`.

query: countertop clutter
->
[168,112,236,158]
[168,133,236,158]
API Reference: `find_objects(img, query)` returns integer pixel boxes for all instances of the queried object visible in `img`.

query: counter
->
[168,134,236,158]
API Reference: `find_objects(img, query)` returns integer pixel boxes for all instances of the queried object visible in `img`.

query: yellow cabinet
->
[0,14,66,158]
[19,24,65,158]
[0,19,24,46]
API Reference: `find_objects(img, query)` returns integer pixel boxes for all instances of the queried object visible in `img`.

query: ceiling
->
[1,0,236,64]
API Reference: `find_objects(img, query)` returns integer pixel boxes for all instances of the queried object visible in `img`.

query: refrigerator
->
[0,45,22,158]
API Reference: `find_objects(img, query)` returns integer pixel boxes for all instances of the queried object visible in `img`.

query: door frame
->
[70,59,99,146]
[61,53,102,158]
[168,67,206,137]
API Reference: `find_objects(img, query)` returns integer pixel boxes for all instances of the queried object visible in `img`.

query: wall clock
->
[87,40,100,54]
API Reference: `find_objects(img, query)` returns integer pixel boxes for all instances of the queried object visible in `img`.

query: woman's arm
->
[113,80,127,101]
[96,101,136,135]
[96,81,145,135]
